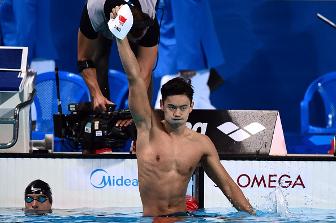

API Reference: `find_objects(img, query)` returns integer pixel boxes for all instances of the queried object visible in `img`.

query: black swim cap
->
[25,179,53,204]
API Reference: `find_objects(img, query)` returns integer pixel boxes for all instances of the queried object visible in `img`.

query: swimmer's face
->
[161,95,193,126]
[24,194,52,213]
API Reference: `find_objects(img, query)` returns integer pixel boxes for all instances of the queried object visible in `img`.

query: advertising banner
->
[187,110,286,155]
[2,158,334,210]
[0,158,141,208]
[0,158,194,209]
[204,160,336,210]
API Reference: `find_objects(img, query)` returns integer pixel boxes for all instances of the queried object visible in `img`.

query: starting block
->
[0,47,35,153]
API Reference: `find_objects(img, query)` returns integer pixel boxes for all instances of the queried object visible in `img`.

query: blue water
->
[0,208,335,222]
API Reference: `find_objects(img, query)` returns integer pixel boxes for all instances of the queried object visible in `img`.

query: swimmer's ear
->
[160,99,164,109]
[190,101,194,111]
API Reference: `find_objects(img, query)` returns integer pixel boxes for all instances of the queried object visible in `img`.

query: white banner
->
[0,158,141,209]
[204,160,336,210]
[1,158,335,210]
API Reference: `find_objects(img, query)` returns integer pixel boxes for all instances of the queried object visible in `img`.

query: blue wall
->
[208,0,336,132]
[2,0,336,133]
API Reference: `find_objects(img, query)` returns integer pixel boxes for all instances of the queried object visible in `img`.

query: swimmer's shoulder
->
[188,128,213,144]
[191,130,217,155]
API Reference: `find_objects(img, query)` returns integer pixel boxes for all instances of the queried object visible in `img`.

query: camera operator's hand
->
[116,118,133,128]
[93,94,114,112]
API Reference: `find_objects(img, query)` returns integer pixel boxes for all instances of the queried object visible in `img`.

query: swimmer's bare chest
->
[137,135,203,176]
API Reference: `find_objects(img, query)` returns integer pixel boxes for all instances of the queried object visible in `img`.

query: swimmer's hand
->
[110,5,122,20]
[250,208,256,215]
[243,204,256,215]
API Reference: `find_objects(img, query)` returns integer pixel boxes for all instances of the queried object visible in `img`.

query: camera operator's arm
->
[110,6,158,95]
[78,30,113,112]
[137,45,157,90]
[116,38,152,131]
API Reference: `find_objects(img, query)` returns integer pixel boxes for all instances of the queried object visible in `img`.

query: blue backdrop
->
[2,0,336,134]
[208,1,336,133]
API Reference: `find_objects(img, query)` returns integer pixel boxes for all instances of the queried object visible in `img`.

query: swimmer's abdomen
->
[137,147,194,214]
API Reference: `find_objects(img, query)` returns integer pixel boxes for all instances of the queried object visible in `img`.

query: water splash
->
[274,186,289,216]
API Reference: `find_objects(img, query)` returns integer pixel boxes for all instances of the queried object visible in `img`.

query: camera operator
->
[77,0,159,112]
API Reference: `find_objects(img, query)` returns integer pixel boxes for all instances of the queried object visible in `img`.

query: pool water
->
[0,207,335,222]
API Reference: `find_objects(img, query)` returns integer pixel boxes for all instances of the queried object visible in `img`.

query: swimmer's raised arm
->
[116,38,152,131]
[201,136,255,215]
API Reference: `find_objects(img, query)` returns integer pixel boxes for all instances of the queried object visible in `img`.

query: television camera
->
[53,103,136,153]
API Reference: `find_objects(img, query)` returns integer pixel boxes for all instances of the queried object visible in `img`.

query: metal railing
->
[0,89,36,149]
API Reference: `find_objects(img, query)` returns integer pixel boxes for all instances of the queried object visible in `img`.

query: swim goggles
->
[25,195,48,203]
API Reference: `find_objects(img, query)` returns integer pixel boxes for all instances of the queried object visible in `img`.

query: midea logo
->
[90,169,138,189]
[217,122,266,142]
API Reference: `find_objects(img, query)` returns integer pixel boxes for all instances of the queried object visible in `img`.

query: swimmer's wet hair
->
[25,179,53,204]
[161,77,194,103]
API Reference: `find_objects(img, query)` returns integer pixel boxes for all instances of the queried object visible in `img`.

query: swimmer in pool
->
[24,179,52,214]
[116,36,255,216]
